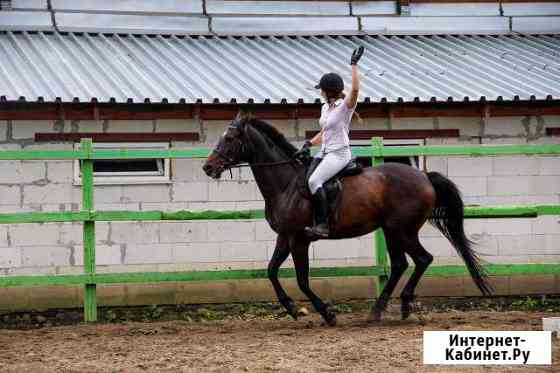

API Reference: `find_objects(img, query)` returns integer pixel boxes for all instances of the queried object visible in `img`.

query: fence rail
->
[0,138,559,322]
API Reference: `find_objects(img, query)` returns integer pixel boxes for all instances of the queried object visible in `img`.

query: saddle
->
[305,158,363,225]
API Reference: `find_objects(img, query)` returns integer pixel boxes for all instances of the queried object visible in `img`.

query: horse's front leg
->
[290,235,337,326]
[268,234,299,319]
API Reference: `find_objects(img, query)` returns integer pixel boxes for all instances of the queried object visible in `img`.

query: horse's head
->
[203,112,252,179]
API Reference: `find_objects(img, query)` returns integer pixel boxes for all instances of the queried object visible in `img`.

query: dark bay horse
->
[202,114,492,326]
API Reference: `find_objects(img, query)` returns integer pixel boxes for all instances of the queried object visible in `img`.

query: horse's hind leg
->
[368,229,409,322]
[291,235,337,326]
[400,237,433,320]
[268,234,298,319]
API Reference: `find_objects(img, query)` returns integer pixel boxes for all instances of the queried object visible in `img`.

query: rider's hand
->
[350,46,364,65]
[294,140,312,160]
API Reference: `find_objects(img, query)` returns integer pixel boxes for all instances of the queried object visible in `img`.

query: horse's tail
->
[426,172,493,296]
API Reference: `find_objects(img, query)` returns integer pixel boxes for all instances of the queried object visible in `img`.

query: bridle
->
[212,124,300,176]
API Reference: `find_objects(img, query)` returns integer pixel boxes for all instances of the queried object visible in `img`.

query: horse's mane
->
[248,118,298,156]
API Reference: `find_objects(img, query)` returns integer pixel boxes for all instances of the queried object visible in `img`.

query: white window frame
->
[351,138,425,170]
[73,142,171,185]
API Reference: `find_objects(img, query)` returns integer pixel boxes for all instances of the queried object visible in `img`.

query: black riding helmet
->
[315,73,344,93]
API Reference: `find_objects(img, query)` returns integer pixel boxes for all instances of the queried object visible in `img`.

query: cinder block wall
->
[0,115,558,296]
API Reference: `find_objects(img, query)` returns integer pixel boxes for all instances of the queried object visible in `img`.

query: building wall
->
[0,114,558,307]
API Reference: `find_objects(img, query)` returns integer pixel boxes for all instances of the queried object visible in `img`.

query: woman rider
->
[295,46,364,239]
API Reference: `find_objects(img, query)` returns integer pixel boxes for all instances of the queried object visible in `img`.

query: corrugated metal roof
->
[0,32,559,104]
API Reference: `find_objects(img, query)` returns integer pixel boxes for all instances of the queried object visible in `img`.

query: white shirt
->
[319,98,356,153]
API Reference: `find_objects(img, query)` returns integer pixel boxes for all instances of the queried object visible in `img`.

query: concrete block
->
[207,221,255,242]
[0,185,21,205]
[221,241,270,262]
[155,118,200,132]
[74,120,103,132]
[312,238,364,260]
[532,176,560,195]
[111,222,160,244]
[21,245,71,267]
[235,201,265,210]
[448,157,492,177]
[74,244,122,266]
[497,235,547,256]
[121,184,171,203]
[94,186,123,204]
[10,223,60,245]
[480,195,559,205]
[391,117,435,130]
[141,202,189,211]
[484,117,528,137]
[255,221,276,241]
[202,120,229,145]
[0,247,21,267]
[0,161,45,183]
[533,216,560,235]
[427,156,447,175]
[487,176,530,196]
[540,157,560,175]
[172,242,221,263]
[439,117,482,137]
[96,202,140,211]
[23,184,79,204]
[124,243,174,264]
[59,222,110,245]
[172,159,208,181]
[543,235,560,255]
[450,176,487,197]
[107,120,154,133]
[492,156,540,176]
[208,180,257,201]
[12,120,59,139]
[0,121,7,141]
[466,218,533,236]
[159,221,208,243]
[188,201,237,211]
[172,182,209,202]
[46,161,74,183]
[419,236,455,257]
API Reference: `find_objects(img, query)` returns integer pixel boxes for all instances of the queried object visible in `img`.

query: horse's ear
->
[235,109,254,132]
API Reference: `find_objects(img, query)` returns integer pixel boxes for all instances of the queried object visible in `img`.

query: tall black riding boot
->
[305,187,329,239]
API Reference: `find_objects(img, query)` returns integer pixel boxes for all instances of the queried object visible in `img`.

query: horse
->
[202,112,492,326]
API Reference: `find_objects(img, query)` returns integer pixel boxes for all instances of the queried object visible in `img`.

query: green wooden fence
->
[0,138,559,322]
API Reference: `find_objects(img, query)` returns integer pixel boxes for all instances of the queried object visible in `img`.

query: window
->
[74,142,171,185]
[351,138,425,170]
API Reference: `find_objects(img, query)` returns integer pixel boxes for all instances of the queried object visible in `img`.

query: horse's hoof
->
[323,311,337,327]
[401,304,412,320]
[367,309,382,323]
[285,302,299,320]
[297,307,310,317]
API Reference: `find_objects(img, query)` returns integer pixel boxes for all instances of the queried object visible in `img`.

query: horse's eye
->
[224,135,233,143]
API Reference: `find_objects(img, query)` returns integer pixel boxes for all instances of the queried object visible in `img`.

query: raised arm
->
[346,46,364,109]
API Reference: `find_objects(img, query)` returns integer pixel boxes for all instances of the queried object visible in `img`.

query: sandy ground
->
[0,309,558,372]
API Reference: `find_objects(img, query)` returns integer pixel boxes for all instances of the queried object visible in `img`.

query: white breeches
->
[308,147,351,194]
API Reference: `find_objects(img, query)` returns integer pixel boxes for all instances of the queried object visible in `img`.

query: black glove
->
[350,46,364,65]
[294,140,312,160]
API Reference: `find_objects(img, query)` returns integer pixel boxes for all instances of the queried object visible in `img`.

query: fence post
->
[81,138,97,322]
[371,137,388,298]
